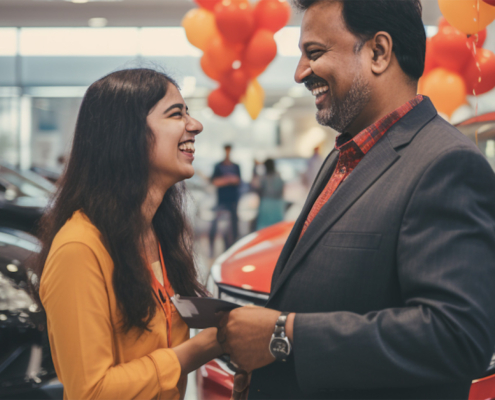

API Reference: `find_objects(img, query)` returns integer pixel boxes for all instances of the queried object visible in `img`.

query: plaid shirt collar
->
[335,95,424,165]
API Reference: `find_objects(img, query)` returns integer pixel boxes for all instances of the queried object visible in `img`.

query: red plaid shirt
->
[299,94,424,239]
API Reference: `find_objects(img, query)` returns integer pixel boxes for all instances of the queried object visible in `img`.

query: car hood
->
[218,222,294,294]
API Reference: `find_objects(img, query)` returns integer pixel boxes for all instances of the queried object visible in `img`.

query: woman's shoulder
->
[49,210,107,260]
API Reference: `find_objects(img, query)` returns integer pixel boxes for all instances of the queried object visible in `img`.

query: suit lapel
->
[269,135,400,301]
[268,97,438,302]
[269,150,339,288]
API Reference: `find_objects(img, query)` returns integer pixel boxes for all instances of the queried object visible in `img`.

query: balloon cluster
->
[182,0,291,119]
[419,0,495,117]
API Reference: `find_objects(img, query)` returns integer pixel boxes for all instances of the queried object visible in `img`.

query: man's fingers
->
[217,326,227,345]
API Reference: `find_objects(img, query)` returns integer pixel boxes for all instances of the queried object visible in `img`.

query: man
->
[217,1,495,399]
[209,144,241,257]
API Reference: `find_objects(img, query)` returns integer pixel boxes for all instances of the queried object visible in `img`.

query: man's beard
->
[316,74,371,133]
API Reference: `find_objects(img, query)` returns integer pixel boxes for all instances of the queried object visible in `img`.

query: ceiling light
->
[88,18,108,27]
[69,0,89,3]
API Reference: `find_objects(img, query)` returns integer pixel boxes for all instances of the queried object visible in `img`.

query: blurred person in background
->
[32,68,223,400]
[209,144,241,257]
[303,146,323,189]
[256,158,285,230]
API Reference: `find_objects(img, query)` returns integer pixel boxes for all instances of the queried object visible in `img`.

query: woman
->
[33,69,223,400]
[256,158,285,230]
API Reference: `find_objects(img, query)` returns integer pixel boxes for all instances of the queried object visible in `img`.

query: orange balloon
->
[438,0,495,35]
[242,79,265,120]
[467,28,487,48]
[220,68,250,100]
[430,25,471,72]
[204,34,241,72]
[201,54,222,81]
[243,63,267,79]
[214,0,255,44]
[208,88,237,117]
[463,48,495,95]
[243,29,278,69]
[424,38,439,77]
[195,0,222,11]
[254,0,291,33]
[181,8,218,51]
[421,68,467,116]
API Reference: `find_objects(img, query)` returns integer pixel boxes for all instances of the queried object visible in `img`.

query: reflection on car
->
[0,164,55,235]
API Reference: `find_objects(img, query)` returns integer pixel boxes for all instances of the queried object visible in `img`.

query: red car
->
[198,113,495,400]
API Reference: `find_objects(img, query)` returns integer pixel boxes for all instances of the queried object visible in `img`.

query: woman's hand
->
[172,327,224,376]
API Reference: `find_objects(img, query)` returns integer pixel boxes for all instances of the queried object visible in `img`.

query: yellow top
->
[40,210,189,400]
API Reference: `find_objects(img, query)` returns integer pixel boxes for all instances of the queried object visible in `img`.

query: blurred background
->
[1,1,495,399]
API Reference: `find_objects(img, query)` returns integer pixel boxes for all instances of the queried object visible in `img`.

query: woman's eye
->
[170,112,183,118]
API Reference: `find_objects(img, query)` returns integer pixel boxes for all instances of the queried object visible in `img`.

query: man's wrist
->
[285,313,295,344]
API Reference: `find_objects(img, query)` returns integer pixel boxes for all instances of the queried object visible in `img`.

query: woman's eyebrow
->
[163,103,184,114]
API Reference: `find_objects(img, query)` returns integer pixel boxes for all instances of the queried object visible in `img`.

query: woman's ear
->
[370,31,393,76]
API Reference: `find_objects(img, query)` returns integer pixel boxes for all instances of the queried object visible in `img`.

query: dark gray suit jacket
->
[249,98,495,399]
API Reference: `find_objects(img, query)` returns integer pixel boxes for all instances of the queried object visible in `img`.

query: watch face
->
[271,338,290,356]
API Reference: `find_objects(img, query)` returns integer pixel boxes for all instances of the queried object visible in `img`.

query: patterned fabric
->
[299,94,424,239]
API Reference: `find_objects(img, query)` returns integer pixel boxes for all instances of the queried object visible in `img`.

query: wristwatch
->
[269,312,292,362]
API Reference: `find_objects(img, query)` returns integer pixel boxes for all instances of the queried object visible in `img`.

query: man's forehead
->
[300,1,345,41]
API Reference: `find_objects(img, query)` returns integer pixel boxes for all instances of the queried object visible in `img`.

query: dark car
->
[0,227,61,399]
[0,165,55,235]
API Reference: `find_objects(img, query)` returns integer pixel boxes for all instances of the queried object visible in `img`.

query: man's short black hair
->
[293,0,426,81]
[224,144,232,150]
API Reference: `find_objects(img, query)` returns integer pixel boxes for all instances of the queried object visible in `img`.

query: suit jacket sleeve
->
[293,147,495,391]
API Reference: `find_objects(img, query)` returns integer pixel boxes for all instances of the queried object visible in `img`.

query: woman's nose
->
[187,116,203,135]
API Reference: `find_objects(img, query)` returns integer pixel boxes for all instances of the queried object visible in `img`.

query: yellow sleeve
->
[40,242,181,400]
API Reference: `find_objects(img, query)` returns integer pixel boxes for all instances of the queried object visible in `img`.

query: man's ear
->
[369,31,393,76]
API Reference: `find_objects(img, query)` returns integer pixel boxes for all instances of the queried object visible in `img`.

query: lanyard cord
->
[148,244,174,348]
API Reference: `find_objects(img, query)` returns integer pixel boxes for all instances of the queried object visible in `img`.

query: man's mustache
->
[303,74,328,90]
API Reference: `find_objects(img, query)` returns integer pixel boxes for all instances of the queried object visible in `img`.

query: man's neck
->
[345,86,418,137]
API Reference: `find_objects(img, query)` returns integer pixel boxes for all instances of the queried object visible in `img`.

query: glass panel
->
[20,28,139,56]
[0,28,17,56]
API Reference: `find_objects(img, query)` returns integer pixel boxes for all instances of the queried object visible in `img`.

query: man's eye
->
[308,51,322,60]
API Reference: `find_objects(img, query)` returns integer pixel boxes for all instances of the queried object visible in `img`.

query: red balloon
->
[201,54,222,81]
[482,0,495,5]
[195,0,222,11]
[438,17,450,29]
[467,28,487,49]
[254,0,291,33]
[431,25,471,72]
[220,68,249,100]
[208,88,237,117]
[243,29,277,69]
[424,38,438,76]
[463,48,495,95]
[243,63,267,79]
[204,34,241,72]
[214,0,255,44]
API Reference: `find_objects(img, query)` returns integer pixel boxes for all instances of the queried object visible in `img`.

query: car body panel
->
[219,222,293,293]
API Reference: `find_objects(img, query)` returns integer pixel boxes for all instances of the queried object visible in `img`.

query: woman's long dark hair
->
[32,68,205,333]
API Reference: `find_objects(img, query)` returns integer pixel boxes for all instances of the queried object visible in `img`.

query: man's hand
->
[217,306,280,372]
[231,371,251,400]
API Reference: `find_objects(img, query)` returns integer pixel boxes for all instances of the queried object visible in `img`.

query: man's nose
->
[294,58,312,84]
